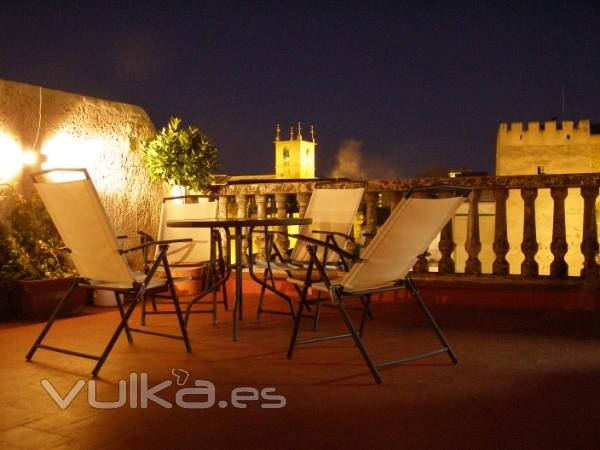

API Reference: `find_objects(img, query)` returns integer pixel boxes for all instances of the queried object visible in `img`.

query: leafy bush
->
[0,185,76,293]
[140,117,218,192]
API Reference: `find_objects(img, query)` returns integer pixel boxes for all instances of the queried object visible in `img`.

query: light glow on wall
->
[41,132,103,170]
[0,133,23,182]
[41,132,125,191]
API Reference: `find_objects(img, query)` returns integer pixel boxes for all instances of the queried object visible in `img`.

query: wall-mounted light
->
[0,133,23,182]
[22,150,38,166]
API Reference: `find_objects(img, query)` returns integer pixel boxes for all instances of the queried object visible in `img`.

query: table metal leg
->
[233,228,243,341]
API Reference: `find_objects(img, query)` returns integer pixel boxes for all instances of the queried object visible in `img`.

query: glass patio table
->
[167,217,311,341]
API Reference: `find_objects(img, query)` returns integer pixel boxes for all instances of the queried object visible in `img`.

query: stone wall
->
[495,119,600,275]
[496,120,600,176]
[0,79,162,266]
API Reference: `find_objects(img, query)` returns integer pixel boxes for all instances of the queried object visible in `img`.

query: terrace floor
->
[0,278,599,449]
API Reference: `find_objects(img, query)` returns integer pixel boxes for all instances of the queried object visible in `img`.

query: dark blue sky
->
[2,1,599,177]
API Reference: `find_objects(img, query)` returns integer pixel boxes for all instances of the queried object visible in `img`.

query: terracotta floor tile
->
[0,426,71,449]
[0,285,599,449]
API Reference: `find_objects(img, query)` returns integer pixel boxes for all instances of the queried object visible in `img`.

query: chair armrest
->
[311,230,355,243]
[119,238,192,255]
[137,230,154,242]
[251,229,292,263]
[288,233,357,262]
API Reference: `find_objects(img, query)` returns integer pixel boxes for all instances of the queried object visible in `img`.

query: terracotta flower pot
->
[16,278,89,321]
[156,266,205,296]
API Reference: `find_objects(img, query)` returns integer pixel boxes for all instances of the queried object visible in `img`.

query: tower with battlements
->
[496,119,600,175]
[495,119,600,276]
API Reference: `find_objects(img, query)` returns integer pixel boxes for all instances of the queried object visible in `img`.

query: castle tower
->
[274,122,316,178]
[494,119,600,277]
[496,119,600,175]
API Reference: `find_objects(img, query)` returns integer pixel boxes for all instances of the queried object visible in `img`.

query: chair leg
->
[211,287,218,325]
[287,297,306,359]
[26,279,80,361]
[287,295,297,319]
[161,278,191,353]
[256,268,268,321]
[407,277,458,364]
[294,283,313,313]
[115,293,133,343]
[336,298,382,384]
[312,292,322,331]
[221,279,229,311]
[92,289,141,377]
[140,292,147,326]
[216,231,229,311]
[358,295,372,337]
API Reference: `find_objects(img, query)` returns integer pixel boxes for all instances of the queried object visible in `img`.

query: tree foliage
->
[140,117,218,192]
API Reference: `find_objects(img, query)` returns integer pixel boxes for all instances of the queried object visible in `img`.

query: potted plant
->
[139,117,220,296]
[140,116,218,194]
[0,184,85,320]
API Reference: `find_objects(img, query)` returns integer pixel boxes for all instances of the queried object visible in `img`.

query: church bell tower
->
[274,122,316,178]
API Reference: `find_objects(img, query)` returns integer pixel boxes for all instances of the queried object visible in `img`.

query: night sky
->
[2,1,599,178]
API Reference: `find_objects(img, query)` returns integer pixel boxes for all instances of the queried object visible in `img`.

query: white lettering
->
[231,387,259,408]
[175,380,216,409]
[41,379,85,410]
[129,372,138,408]
[260,387,287,408]
[139,373,172,408]
[88,380,127,409]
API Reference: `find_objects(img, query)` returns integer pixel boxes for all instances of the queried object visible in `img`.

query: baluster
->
[254,194,267,262]
[464,190,482,275]
[297,192,311,217]
[580,186,599,279]
[274,193,290,255]
[492,188,509,275]
[218,195,228,219]
[217,195,229,262]
[389,191,403,212]
[437,191,456,274]
[550,187,568,278]
[412,190,430,273]
[235,194,249,265]
[520,188,539,278]
[363,191,378,247]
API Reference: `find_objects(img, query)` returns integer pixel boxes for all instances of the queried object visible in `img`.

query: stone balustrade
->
[211,173,600,283]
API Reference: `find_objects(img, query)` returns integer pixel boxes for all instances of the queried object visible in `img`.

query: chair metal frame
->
[139,194,228,326]
[25,168,191,377]
[254,187,365,322]
[287,186,470,383]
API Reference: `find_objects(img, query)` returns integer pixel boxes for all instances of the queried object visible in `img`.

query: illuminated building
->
[495,120,600,275]
[274,123,316,179]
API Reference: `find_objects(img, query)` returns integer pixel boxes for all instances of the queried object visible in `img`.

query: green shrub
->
[0,185,76,293]
[140,117,218,192]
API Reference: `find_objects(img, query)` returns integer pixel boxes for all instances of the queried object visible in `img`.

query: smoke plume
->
[329,139,398,180]
[329,140,368,180]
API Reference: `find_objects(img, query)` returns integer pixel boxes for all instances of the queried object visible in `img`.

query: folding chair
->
[140,195,228,326]
[254,187,364,321]
[287,186,469,383]
[25,168,191,377]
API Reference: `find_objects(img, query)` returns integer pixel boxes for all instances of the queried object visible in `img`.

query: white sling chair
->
[26,169,191,377]
[254,187,364,321]
[287,186,469,383]
[140,195,228,326]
